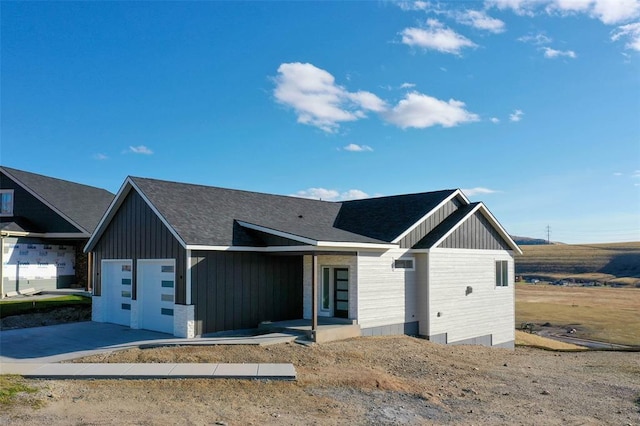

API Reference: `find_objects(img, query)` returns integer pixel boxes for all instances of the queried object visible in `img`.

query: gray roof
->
[412,203,480,249]
[129,178,457,247]
[1,166,115,234]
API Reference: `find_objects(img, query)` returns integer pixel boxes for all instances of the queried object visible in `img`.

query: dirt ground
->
[2,336,639,425]
[0,305,91,330]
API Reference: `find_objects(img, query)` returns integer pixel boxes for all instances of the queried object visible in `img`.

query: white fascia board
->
[1,230,39,238]
[315,241,397,249]
[235,221,318,245]
[1,231,87,239]
[84,178,133,253]
[429,203,523,254]
[128,179,187,249]
[84,177,188,253]
[391,189,468,244]
[1,167,89,234]
[430,203,483,249]
[185,244,392,253]
[475,204,523,255]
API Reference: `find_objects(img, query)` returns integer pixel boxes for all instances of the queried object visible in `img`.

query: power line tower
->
[546,225,551,244]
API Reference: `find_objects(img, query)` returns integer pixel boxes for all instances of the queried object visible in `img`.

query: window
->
[495,260,509,287]
[1,190,14,216]
[321,267,330,310]
[393,257,415,271]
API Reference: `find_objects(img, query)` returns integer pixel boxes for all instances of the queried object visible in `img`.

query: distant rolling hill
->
[511,236,554,245]
[515,241,640,287]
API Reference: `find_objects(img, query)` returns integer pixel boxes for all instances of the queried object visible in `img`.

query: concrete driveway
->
[0,322,175,364]
[0,321,298,366]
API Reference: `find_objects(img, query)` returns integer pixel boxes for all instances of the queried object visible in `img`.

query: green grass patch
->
[0,375,39,407]
[0,295,91,318]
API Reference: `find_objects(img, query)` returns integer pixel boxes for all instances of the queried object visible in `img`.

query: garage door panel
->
[138,260,175,334]
[102,260,132,326]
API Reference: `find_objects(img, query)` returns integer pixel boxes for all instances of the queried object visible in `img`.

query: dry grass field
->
[516,283,640,346]
[516,241,640,286]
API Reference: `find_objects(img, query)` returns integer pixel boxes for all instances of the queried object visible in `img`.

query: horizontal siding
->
[439,211,511,250]
[91,190,186,303]
[399,198,462,248]
[357,250,418,329]
[428,248,514,346]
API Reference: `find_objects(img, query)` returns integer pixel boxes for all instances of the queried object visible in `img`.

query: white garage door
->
[138,259,175,334]
[102,260,133,326]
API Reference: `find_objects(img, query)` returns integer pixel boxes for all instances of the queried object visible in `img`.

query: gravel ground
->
[0,306,91,330]
[2,336,639,425]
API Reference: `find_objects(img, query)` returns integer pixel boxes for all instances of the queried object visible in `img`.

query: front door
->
[333,268,349,318]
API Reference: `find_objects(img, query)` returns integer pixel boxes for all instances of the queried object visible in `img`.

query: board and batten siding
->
[91,190,186,304]
[356,250,418,329]
[399,198,463,248]
[0,172,80,233]
[302,254,357,320]
[191,251,303,336]
[427,248,514,346]
[439,211,511,250]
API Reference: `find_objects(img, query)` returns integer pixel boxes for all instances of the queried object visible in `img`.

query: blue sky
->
[2,1,639,244]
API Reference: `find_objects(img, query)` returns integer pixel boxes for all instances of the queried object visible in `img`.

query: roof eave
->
[391,189,468,244]
[1,167,89,234]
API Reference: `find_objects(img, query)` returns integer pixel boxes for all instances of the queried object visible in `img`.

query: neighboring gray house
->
[86,176,521,347]
[0,166,114,296]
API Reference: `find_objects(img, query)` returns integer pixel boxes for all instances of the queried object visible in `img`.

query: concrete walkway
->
[1,362,296,380]
[0,322,297,380]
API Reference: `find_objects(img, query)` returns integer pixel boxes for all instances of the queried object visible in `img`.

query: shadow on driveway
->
[0,321,174,364]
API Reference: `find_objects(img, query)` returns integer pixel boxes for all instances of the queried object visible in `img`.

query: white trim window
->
[495,260,509,287]
[1,189,14,217]
[393,257,415,271]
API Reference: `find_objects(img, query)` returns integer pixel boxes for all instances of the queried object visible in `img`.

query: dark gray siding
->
[438,211,511,250]
[1,172,80,233]
[191,251,303,335]
[399,198,462,248]
[91,190,186,303]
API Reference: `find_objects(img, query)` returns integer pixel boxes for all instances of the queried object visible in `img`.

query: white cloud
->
[518,33,553,45]
[347,91,387,112]
[632,170,640,178]
[462,187,500,196]
[591,0,640,24]
[613,172,623,176]
[400,82,416,89]
[490,117,500,123]
[400,19,477,55]
[292,187,369,201]
[485,0,538,16]
[398,1,432,12]
[509,109,524,122]
[343,143,373,152]
[542,46,577,58]
[273,63,479,132]
[93,153,108,160]
[273,62,386,132]
[611,22,640,51]
[129,145,153,155]
[384,92,479,129]
[456,10,506,33]
[487,0,640,24]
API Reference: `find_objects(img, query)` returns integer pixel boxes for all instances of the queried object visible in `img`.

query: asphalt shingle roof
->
[1,166,115,234]
[130,177,456,247]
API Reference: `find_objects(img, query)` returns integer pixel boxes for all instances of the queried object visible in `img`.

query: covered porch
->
[258,317,361,344]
